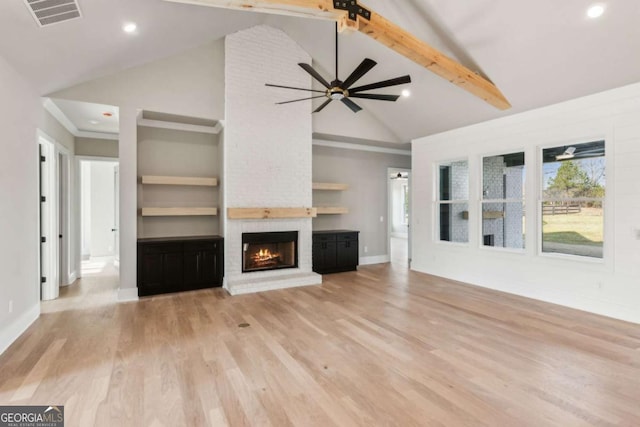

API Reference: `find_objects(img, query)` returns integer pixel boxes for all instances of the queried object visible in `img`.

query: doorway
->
[39,132,73,301]
[388,168,411,267]
[79,159,119,278]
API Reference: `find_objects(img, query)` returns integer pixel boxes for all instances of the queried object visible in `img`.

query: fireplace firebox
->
[242,231,298,273]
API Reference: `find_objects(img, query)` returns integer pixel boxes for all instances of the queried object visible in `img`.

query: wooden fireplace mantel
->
[227,207,317,220]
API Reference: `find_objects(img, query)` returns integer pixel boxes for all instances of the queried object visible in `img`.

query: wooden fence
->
[542,204,582,215]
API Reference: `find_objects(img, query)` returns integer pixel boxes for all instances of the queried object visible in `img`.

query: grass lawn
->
[542,207,603,246]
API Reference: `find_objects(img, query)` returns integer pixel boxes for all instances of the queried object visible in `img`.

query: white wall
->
[89,162,117,257]
[0,55,41,354]
[412,82,640,324]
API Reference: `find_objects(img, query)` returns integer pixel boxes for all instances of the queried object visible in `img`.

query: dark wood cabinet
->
[138,236,223,297]
[312,230,359,274]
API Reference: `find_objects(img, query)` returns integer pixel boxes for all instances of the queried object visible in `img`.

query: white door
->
[40,140,58,300]
[113,165,120,267]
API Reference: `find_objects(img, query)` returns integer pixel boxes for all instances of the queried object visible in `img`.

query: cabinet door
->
[337,240,358,269]
[200,249,219,285]
[183,250,201,288]
[313,241,337,272]
[162,252,184,289]
[140,253,164,290]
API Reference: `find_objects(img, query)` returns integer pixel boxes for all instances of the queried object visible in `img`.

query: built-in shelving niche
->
[137,111,222,238]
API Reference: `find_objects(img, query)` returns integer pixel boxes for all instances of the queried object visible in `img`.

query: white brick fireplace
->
[222,25,322,295]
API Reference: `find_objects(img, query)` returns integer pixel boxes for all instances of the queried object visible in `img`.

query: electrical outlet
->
[364,246,368,253]
[8,300,13,314]
[379,216,384,223]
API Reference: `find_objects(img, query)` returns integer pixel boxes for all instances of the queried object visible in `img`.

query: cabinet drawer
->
[184,241,218,252]
[313,233,337,243]
[141,243,182,254]
[337,232,358,242]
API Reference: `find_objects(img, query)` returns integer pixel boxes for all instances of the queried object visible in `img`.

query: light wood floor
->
[1,264,640,426]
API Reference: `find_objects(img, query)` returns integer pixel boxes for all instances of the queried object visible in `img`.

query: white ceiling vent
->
[23,0,82,27]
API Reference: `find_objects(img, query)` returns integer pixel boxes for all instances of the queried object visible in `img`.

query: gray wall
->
[312,144,411,258]
[0,55,40,354]
[75,137,119,158]
[137,126,220,238]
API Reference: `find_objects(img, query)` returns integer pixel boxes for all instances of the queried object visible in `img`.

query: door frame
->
[75,156,119,279]
[387,167,412,267]
[38,129,74,300]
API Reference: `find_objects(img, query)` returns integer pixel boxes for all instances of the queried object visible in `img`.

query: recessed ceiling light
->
[123,22,137,33]
[587,4,605,19]
[89,120,99,125]
[402,89,411,98]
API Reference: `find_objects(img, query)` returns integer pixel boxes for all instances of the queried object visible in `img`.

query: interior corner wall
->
[312,144,411,258]
[0,55,41,354]
[412,82,640,324]
[38,107,75,154]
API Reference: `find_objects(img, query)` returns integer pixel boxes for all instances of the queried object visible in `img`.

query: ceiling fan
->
[265,23,411,113]
[163,0,510,110]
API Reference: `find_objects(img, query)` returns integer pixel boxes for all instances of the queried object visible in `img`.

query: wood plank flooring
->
[1,263,640,426]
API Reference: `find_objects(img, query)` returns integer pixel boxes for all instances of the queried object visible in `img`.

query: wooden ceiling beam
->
[164,0,511,110]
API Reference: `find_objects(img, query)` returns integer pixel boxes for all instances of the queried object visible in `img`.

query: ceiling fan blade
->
[314,99,333,113]
[349,75,412,94]
[349,93,400,102]
[299,63,331,89]
[266,83,325,93]
[341,58,377,89]
[276,95,327,105]
[341,97,362,113]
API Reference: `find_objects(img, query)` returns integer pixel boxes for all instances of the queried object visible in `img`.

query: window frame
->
[479,150,527,254]
[537,138,609,263]
[434,158,470,246]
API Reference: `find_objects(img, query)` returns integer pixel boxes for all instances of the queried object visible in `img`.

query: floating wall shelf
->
[312,182,349,191]
[141,207,218,217]
[141,175,218,187]
[316,207,349,215]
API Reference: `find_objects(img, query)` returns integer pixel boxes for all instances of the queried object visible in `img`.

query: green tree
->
[547,160,591,198]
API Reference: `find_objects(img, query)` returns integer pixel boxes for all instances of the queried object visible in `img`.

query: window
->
[541,140,605,258]
[481,152,526,249]
[437,160,469,243]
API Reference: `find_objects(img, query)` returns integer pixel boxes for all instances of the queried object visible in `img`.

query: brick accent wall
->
[223,25,319,292]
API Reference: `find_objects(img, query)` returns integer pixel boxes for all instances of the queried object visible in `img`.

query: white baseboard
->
[117,287,139,302]
[67,271,77,285]
[0,304,40,356]
[359,255,391,265]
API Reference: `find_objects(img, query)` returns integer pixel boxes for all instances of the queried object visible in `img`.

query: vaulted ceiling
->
[2,0,639,143]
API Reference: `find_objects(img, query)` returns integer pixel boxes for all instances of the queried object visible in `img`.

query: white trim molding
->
[0,304,40,356]
[359,254,391,265]
[117,287,139,302]
[42,98,119,141]
[313,139,411,156]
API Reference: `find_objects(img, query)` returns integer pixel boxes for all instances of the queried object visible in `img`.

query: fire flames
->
[252,248,280,265]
